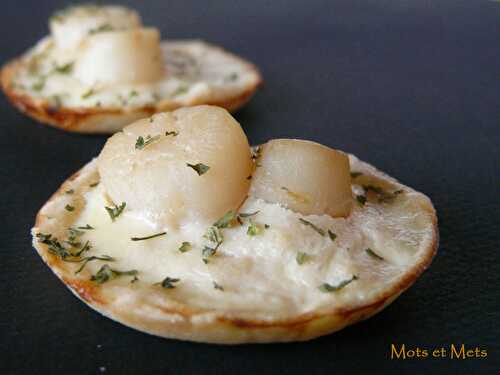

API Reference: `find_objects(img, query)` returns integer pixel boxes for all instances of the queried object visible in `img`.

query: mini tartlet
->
[31,106,438,343]
[1,4,261,133]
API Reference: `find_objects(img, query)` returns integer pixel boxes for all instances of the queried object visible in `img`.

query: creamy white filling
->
[67,181,432,317]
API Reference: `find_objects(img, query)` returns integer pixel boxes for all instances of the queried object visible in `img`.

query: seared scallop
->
[98,106,252,227]
[250,139,352,217]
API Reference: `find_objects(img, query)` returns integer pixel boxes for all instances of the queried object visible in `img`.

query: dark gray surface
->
[1,0,499,374]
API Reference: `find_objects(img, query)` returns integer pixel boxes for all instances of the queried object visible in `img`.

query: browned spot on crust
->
[64,278,105,304]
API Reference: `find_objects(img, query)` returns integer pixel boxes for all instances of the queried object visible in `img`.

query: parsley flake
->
[157,276,180,289]
[90,265,138,284]
[213,281,224,291]
[319,275,358,293]
[135,135,160,150]
[202,246,217,264]
[187,163,210,176]
[89,24,115,35]
[178,241,191,253]
[105,202,126,221]
[299,218,325,236]
[82,88,95,99]
[54,62,74,74]
[74,255,115,274]
[131,232,167,241]
[296,252,309,265]
[328,230,337,242]
[247,222,262,236]
[356,195,367,206]
[65,204,75,212]
[77,224,94,230]
[365,248,384,261]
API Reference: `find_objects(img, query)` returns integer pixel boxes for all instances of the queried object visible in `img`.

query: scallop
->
[49,4,141,50]
[97,106,253,227]
[249,139,352,217]
[74,28,164,86]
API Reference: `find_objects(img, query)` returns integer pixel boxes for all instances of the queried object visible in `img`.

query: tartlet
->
[1,4,261,133]
[31,105,438,344]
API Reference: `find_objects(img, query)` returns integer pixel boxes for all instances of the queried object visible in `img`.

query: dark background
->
[1,0,499,374]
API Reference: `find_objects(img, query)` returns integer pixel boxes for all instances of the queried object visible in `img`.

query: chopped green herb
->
[89,182,99,188]
[165,130,179,136]
[247,222,262,236]
[356,195,367,206]
[77,224,94,230]
[36,233,95,267]
[319,275,358,293]
[213,281,224,291]
[328,230,337,242]
[36,232,72,259]
[238,211,260,218]
[214,211,236,228]
[105,202,126,221]
[81,88,95,99]
[205,226,223,244]
[202,211,237,263]
[74,255,114,274]
[172,84,189,97]
[31,79,45,92]
[54,62,74,74]
[131,275,139,283]
[365,248,384,261]
[66,227,84,243]
[350,172,363,178]
[157,276,180,289]
[135,135,160,150]
[202,246,217,264]
[264,224,270,229]
[65,204,75,212]
[129,90,139,98]
[187,163,210,176]
[299,218,325,236]
[178,241,191,253]
[72,240,92,257]
[90,264,138,284]
[89,23,115,35]
[65,189,74,194]
[131,232,167,241]
[296,252,309,265]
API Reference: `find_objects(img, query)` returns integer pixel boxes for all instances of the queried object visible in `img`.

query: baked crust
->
[31,156,438,344]
[1,41,262,134]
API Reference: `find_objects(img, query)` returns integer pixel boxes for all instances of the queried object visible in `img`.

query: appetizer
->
[1,4,261,133]
[31,106,438,343]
